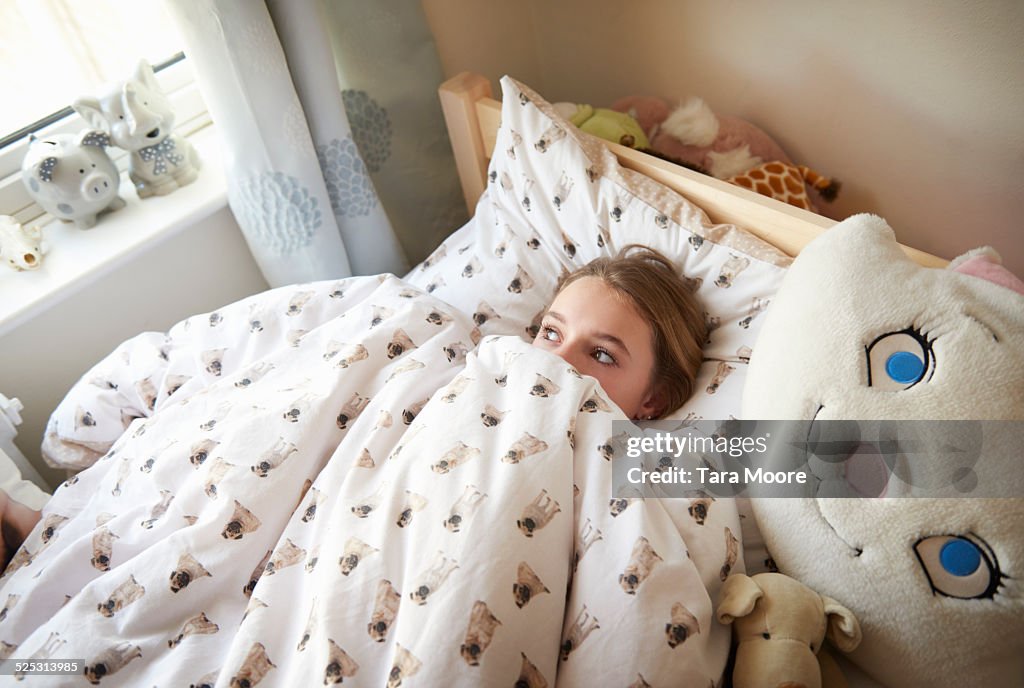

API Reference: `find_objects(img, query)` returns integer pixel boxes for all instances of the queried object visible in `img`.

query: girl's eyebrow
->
[544,311,633,360]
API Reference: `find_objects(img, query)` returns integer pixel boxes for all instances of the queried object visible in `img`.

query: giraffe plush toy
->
[612,94,841,214]
[728,161,840,212]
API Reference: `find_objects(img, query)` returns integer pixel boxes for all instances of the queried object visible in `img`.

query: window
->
[0,0,208,221]
[0,0,183,138]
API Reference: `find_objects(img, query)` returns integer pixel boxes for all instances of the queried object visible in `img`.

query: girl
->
[533,244,707,420]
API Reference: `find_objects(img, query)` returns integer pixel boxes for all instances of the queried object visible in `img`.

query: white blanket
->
[0,276,739,686]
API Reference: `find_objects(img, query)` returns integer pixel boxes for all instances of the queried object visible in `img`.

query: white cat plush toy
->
[741,214,1024,687]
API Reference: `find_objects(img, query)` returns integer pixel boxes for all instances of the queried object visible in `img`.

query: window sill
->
[0,126,227,338]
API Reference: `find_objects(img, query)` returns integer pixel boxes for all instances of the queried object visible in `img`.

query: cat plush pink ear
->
[948,247,1024,296]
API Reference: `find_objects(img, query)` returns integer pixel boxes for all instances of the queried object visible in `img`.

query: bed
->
[0,73,948,686]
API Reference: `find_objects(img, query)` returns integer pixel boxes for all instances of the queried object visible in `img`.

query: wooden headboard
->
[439,72,946,267]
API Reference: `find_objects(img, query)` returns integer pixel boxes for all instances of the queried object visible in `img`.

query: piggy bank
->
[0,215,46,271]
[21,131,126,229]
[74,60,200,198]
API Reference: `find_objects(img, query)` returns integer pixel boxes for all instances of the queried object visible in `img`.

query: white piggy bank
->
[0,215,46,271]
[21,131,126,229]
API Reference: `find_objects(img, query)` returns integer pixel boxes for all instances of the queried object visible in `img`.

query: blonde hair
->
[556,245,707,417]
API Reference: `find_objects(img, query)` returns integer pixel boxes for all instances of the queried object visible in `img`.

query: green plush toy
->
[553,103,650,149]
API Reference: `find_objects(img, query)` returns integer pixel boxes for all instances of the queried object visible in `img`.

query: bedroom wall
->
[423,0,1024,275]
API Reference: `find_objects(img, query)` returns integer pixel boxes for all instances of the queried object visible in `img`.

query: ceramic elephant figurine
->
[73,60,200,198]
[0,215,46,271]
[21,131,126,229]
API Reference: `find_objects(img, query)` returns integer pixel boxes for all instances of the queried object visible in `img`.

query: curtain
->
[165,0,466,287]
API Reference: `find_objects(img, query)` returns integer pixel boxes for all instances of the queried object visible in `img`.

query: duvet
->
[0,276,739,686]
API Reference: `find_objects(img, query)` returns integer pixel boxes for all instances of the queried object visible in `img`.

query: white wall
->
[0,206,268,489]
[423,0,1024,274]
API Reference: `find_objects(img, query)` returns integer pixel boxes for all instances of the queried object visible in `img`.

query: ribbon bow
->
[138,137,185,176]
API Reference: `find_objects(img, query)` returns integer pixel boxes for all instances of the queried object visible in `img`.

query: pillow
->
[405,76,790,418]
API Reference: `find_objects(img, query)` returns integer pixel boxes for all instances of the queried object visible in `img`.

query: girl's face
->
[533,277,664,419]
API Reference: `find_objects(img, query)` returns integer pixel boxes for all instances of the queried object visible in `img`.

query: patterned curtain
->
[165,0,466,287]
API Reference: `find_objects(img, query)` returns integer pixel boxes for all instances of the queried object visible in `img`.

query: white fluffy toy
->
[741,214,1024,687]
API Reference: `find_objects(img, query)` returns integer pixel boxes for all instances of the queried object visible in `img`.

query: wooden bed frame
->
[439,72,946,267]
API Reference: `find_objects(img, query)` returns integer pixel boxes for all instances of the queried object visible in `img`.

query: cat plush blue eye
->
[914,534,1001,599]
[866,330,934,390]
[939,538,982,577]
[885,351,925,384]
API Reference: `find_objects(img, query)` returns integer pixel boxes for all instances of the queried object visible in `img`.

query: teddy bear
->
[718,572,862,688]
[612,95,840,214]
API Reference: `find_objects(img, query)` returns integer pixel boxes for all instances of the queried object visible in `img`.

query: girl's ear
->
[637,383,668,420]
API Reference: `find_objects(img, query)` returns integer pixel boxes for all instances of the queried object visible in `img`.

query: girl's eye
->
[541,326,559,343]
[865,329,934,390]
[593,349,616,365]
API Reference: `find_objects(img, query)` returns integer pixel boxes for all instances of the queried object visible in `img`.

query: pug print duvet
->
[1,275,738,686]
